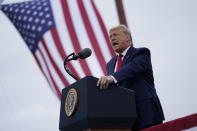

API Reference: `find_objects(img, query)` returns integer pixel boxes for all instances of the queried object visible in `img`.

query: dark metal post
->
[115,0,128,26]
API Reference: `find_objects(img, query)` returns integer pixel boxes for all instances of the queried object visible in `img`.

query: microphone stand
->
[64,53,79,81]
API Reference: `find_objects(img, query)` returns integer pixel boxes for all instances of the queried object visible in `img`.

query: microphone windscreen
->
[78,48,92,59]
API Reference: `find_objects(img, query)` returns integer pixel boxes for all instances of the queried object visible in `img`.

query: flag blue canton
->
[2,0,55,53]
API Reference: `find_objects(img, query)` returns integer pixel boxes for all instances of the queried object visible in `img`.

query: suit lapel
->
[108,56,118,74]
[122,46,136,64]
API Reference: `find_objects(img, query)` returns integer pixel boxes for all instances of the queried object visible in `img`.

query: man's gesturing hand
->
[97,76,114,89]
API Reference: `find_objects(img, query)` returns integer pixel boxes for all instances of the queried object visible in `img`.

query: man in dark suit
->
[97,25,165,130]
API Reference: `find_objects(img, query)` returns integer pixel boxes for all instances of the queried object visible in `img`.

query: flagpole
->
[115,0,128,27]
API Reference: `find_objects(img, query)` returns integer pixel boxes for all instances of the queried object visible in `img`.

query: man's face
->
[109,28,130,54]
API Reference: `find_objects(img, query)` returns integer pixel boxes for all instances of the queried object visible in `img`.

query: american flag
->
[1,0,115,99]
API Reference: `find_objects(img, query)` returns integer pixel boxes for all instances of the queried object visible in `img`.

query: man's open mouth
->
[112,42,118,46]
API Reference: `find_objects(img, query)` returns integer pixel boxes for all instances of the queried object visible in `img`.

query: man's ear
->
[126,35,130,42]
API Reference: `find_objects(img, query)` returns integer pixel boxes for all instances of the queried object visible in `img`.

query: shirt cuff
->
[110,75,117,83]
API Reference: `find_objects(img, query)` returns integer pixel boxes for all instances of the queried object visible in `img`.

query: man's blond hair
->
[110,25,132,43]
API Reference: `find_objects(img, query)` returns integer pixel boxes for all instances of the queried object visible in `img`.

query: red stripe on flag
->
[33,54,53,88]
[60,0,92,76]
[38,48,62,99]
[77,0,107,75]
[50,28,80,79]
[41,38,69,86]
[90,0,115,57]
[33,54,44,74]
[141,113,197,131]
[33,54,60,97]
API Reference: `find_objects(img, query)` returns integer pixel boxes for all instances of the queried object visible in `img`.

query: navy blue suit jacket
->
[107,46,165,129]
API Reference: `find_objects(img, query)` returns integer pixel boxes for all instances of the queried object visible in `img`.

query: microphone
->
[78,48,92,59]
[67,48,92,61]
[63,48,92,81]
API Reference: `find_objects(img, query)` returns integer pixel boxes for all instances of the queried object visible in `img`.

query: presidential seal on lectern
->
[65,88,78,117]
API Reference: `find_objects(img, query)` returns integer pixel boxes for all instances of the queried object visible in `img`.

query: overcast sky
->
[0,0,197,131]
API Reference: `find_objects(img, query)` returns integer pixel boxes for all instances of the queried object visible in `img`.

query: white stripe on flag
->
[35,50,58,95]
[83,0,112,62]
[67,0,103,77]
[183,127,197,131]
[43,32,76,84]
[37,46,61,97]
[39,42,65,90]
[50,0,88,78]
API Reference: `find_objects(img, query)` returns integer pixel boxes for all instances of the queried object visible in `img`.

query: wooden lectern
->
[59,76,137,131]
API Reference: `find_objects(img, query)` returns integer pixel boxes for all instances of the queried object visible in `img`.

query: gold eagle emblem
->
[65,88,78,117]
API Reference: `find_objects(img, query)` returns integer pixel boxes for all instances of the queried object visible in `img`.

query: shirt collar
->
[122,46,130,56]
[116,46,131,57]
